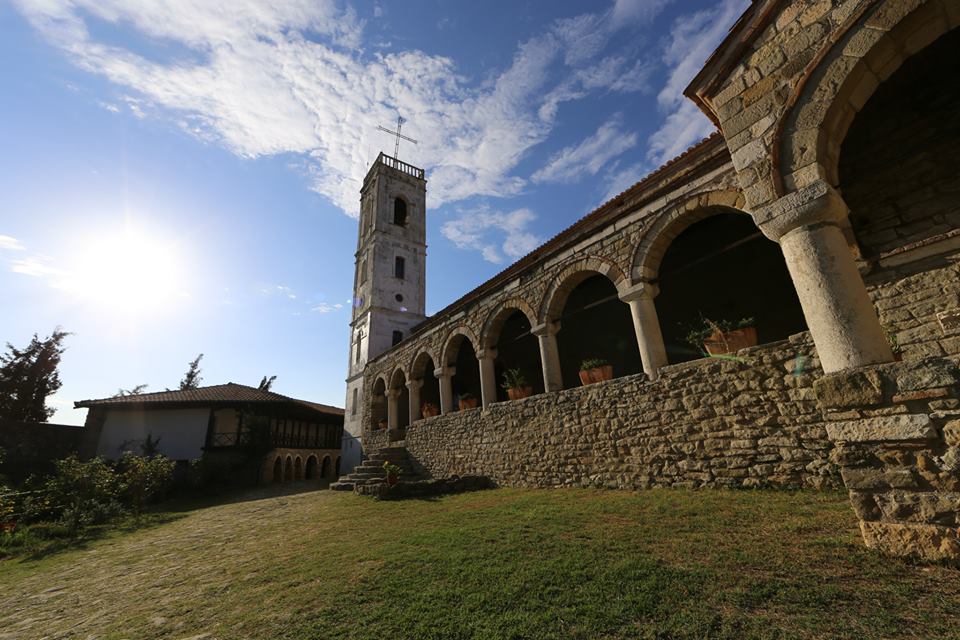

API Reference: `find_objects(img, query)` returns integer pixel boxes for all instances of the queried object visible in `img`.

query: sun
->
[67,227,188,315]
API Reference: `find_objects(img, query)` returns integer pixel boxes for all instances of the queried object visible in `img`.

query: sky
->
[0,0,749,424]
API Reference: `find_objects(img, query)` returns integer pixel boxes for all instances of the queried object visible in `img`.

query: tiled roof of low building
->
[75,383,344,416]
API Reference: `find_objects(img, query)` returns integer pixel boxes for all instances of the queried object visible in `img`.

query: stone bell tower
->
[342,152,427,471]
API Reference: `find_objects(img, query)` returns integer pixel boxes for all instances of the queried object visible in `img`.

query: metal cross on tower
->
[377,116,417,159]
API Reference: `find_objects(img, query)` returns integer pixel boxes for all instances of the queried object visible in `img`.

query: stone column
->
[618,283,668,380]
[754,180,893,373]
[531,322,563,392]
[386,388,400,430]
[434,366,455,415]
[406,378,423,425]
[477,348,498,408]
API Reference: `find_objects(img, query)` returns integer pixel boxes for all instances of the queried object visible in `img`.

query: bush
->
[22,456,122,533]
[117,453,176,519]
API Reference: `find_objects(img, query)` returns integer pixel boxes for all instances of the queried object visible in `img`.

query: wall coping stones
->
[826,413,935,443]
[860,520,960,562]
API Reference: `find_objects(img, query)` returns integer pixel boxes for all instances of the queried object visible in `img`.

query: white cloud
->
[532,115,637,184]
[311,302,344,313]
[441,207,541,264]
[14,0,674,218]
[10,256,66,278]
[644,0,748,166]
[0,235,25,251]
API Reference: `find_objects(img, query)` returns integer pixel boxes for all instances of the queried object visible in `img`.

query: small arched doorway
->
[305,455,318,480]
[294,456,303,481]
[321,455,332,480]
[272,456,283,483]
[284,456,294,482]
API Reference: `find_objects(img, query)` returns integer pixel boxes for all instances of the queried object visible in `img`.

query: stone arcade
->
[341,0,960,562]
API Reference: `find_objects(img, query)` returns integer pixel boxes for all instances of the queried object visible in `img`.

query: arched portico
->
[388,368,410,432]
[409,351,441,421]
[481,302,544,402]
[441,329,482,411]
[284,455,293,482]
[305,455,318,480]
[272,456,282,483]
[370,376,388,431]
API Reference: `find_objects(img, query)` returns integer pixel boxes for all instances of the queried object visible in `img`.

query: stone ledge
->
[841,467,916,490]
[859,520,960,563]
[826,413,936,442]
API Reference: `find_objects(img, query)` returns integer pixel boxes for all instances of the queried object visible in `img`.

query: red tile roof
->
[75,383,344,416]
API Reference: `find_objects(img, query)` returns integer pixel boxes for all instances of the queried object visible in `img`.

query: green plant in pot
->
[579,357,613,385]
[458,391,478,411]
[683,316,756,357]
[382,461,401,487]
[501,368,533,400]
[420,401,440,418]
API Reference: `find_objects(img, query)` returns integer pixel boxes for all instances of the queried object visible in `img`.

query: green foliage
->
[500,368,528,390]
[258,375,277,391]
[117,453,175,519]
[179,353,204,390]
[682,315,755,352]
[580,357,609,371]
[459,391,475,401]
[28,456,123,533]
[382,461,402,478]
[0,328,70,422]
[113,384,149,397]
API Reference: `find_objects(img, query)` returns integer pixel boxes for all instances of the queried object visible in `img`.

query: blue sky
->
[0,0,747,424]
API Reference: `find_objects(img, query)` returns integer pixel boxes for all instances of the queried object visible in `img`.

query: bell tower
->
[342,152,427,471]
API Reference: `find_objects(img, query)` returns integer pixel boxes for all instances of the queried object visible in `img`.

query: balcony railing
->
[378,152,424,179]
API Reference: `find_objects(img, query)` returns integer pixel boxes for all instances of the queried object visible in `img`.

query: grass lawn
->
[0,486,957,639]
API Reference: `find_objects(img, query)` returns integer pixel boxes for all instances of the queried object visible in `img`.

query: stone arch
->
[370,375,388,431]
[305,455,318,480]
[441,326,481,366]
[631,190,747,283]
[272,456,282,483]
[480,298,538,350]
[776,0,958,194]
[284,455,293,482]
[393,195,408,226]
[389,367,410,430]
[408,350,441,419]
[409,349,439,378]
[294,456,303,481]
[335,456,341,478]
[540,256,628,323]
[321,455,332,480]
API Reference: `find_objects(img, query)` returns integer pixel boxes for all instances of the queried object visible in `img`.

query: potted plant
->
[458,391,479,410]
[421,401,440,418]
[579,358,613,385]
[382,461,401,487]
[683,316,757,357]
[501,368,533,400]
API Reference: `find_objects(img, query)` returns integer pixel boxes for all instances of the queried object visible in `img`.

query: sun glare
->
[66,228,187,315]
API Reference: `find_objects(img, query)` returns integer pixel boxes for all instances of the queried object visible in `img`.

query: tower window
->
[392,330,403,346]
[395,256,405,279]
[359,258,367,284]
[393,198,408,226]
[352,388,358,415]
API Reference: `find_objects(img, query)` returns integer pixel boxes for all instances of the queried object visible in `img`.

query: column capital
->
[618,282,659,303]
[531,321,560,337]
[476,347,497,361]
[386,388,402,399]
[754,179,849,242]
[405,378,423,391]
[434,366,455,379]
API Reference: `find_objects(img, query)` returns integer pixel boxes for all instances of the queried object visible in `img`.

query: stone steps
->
[329,444,424,492]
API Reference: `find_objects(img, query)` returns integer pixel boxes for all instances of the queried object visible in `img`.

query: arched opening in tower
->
[370,378,387,430]
[493,310,544,401]
[839,27,960,259]
[655,211,806,365]
[393,197,408,226]
[449,336,481,409]
[556,274,641,389]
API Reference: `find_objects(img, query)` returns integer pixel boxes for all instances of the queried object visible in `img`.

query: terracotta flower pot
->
[703,327,758,356]
[459,397,479,410]
[507,386,533,400]
[580,365,613,385]
[386,474,399,487]
[421,403,440,418]
[377,419,388,430]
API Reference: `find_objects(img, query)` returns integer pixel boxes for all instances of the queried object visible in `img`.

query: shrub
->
[117,453,176,519]
[500,368,528,390]
[682,316,755,352]
[580,358,609,371]
[27,456,123,533]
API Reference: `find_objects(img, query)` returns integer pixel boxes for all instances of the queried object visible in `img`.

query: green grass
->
[0,486,957,639]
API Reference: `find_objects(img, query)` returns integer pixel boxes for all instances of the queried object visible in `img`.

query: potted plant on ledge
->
[579,358,613,385]
[382,461,401,487]
[501,368,533,400]
[421,401,440,418]
[684,316,757,357]
[458,391,479,411]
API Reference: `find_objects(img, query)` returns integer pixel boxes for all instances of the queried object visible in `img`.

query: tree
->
[0,329,70,422]
[113,384,149,398]
[179,353,203,390]
[258,375,276,391]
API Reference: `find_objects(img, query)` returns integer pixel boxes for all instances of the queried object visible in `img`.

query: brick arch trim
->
[441,326,481,367]
[775,0,957,196]
[630,190,747,282]
[539,256,629,322]
[480,298,538,350]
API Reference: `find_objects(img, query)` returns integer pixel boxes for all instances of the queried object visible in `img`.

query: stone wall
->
[391,335,838,491]
[814,357,960,561]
